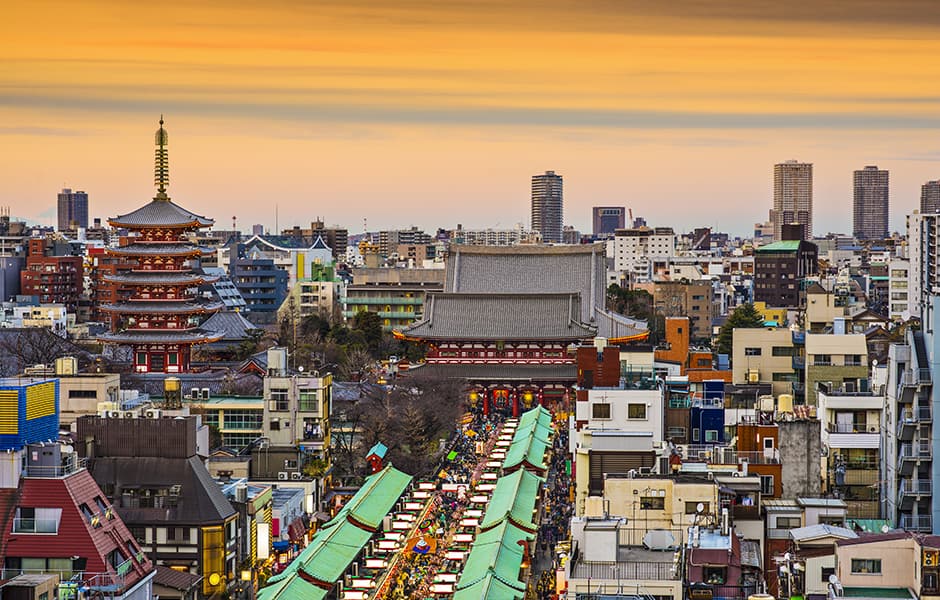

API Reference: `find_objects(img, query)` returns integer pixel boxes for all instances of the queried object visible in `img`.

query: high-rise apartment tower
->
[57,188,89,231]
[853,165,889,240]
[770,160,813,241]
[531,170,563,243]
[922,180,940,214]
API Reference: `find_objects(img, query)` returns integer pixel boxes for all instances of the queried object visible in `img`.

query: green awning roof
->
[502,423,550,472]
[454,520,534,598]
[480,469,543,533]
[327,463,412,530]
[258,464,412,600]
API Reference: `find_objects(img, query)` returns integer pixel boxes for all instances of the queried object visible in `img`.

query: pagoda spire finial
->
[154,116,170,201]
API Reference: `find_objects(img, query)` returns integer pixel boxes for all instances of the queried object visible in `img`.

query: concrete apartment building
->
[531,170,564,243]
[650,279,715,343]
[732,327,799,398]
[803,333,869,405]
[608,226,677,285]
[771,160,813,241]
[853,165,889,240]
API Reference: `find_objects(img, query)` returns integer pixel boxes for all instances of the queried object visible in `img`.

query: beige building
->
[771,160,813,241]
[835,532,935,598]
[732,327,798,396]
[804,333,869,405]
[593,475,718,546]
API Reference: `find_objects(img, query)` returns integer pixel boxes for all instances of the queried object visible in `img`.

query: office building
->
[853,166,889,240]
[922,180,940,214]
[531,170,563,243]
[771,160,813,241]
[592,206,625,237]
[57,188,88,231]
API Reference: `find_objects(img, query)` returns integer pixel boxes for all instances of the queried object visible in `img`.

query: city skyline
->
[3,1,940,236]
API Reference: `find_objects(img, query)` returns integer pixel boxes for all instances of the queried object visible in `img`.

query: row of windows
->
[591,403,647,420]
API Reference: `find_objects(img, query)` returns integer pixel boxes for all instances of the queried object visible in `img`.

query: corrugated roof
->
[789,524,857,542]
[329,464,411,530]
[756,241,803,252]
[403,293,596,341]
[502,409,552,473]
[110,199,213,228]
[154,565,203,591]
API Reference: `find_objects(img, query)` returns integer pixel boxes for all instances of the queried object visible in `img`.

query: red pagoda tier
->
[98,118,223,373]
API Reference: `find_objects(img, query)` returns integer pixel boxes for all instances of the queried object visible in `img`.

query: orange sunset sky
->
[3,0,940,236]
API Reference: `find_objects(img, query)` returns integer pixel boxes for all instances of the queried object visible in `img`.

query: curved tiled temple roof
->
[109,198,213,229]
[105,243,215,257]
[402,292,596,341]
[98,300,224,315]
[101,271,217,285]
[98,328,223,345]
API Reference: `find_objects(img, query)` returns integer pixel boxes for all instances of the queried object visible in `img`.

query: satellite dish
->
[696,502,705,514]
[298,365,304,372]
[828,574,839,585]
[881,525,890,533]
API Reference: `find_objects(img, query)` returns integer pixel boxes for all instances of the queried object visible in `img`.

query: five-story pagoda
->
[98,118,223,373]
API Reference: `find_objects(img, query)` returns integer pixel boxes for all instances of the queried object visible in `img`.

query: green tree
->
[715,303,766,358]
[351,311,383,354]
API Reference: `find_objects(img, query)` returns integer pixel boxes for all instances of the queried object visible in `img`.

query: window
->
[850,559,882,574]
[813,354,832,366]
[640,496,665,510]
[760,475,774,495]
[821,567,835,583]
[685,501,709,514]
[692,429,700,442]
[772,372,798,382]
[705,430,719,442]
[222,410,263,430]
[68,389,98,399]
[284,459,298,470]
[744,347,762,356]
[667,426,687,440]
[776,516,801,529]
[129,525,146,544]
[592,403,611,419]
[167,527,191,542]
[627,404,647,420]
[772,346,794,357]
[269,388,289,411]
[763,437,775,449]
[298,389,319,412]
[703,566,727,584]
[269,419,280,431]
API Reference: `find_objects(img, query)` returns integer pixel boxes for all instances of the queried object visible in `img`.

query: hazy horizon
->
[4,1,940,237]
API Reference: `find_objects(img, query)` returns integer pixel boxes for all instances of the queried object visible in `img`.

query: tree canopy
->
[715,303,766,358]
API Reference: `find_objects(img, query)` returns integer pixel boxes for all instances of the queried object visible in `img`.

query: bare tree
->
[0,328,89,376]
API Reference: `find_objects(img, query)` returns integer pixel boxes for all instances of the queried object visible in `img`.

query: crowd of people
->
[535,416,573,600]
[384,411,506,599]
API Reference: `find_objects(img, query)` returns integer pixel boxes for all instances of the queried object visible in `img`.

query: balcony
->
[900,369,932,387]
[792,356,805,370]
[23,456,86,478]
[11,517,59,534]
[731,505,760,520]
[684,445,780,465]
[900,480,932,510]
[792,331,805,345]
[898,441,932,476]
[899,514,932,531]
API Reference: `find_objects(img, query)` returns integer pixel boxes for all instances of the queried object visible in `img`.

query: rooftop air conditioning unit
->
[123,411,136,419]
[747,369,759,383]
[277,472,289,481]
[107,410,121,418]
[145,409,161,419]
[290,472,303,480]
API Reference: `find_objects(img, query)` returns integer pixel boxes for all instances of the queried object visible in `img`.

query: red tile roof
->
[1,470,153,592]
